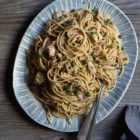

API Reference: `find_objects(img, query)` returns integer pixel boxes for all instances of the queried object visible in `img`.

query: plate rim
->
[12,0,138,132]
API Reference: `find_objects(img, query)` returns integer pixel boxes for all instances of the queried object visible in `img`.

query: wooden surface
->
[0,0,140,140]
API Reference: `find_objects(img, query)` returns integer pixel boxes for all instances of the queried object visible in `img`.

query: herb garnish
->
[58,104,62,107]
[123,58,128,61]
[105,19,113,26]
[92,7,99,14]
[91,31,99,36]
[40,53,46,58]
[82,64,87,70]
[112,37,119,45]
[116,40,119,45]
[87,48,90,52]
[64,86,70,95]
[66,91,70,95]
[62,55,67,61]
[70,112,73,118]
[64,86,70,91]
[92,56,96,61]
[73,89,79,95]
[71,61,75,67]
[121,46,124,51]
[85,92,91,97]
[110,44,113,48]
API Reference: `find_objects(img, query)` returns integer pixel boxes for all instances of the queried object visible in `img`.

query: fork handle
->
[77,85,105,140]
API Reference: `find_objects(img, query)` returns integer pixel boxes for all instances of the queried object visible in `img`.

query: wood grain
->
[0,0,140,140]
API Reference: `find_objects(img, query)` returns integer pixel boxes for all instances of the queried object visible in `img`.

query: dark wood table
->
[0,0,140,139]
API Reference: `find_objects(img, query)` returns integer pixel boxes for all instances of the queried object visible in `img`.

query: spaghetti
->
[26,4,129,124]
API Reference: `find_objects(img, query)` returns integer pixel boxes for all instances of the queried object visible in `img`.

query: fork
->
[77,84,106,140]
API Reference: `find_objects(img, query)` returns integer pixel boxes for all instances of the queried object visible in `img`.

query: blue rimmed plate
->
[13,0,138,132]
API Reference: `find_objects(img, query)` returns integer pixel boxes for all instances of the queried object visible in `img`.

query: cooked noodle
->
[26,4,129,125]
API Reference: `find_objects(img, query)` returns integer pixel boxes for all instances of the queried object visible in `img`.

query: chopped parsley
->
[85,92,91,97]
[92,56,96,61]
[56,94,60,97]
[70,112,73,118]
[58,104,62,107]
[64,21,72,25]
[91,31,99,36]
[82,64,87,70]
[105,19,113,26]
[66,91,70,95]
[64,86,70,95]
[71,61,75,67]
[105,19,110,25]
[123,58,128,61]
[64,86,70,91]
[62,55,67,61]
[87,48,90,52]
[116,40,119,45]
[113,37,116,40]
[92,7,99,14]
[121,46,124,51]
[112,37,119,45]
[40,53,46,58]
[110,44,113,48]
[73,89,79,95]
[64,21,68,24]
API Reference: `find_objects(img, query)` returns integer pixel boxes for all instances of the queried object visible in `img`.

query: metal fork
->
[77,84,106,140]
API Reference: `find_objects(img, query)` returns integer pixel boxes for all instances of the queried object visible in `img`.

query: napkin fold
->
[120,105,140,140]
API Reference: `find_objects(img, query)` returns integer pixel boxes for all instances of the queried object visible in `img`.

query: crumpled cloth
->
[120,105,140,140]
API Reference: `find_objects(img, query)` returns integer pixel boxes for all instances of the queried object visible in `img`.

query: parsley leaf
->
[64,86,70,91]
[112,37,119,45]
[105,19,113,26]
[105,19,110,25]
[110,44,113,48]
[66,91,70,95]
[92,56,96,61]
[92,7,99,14]
[82,64,87,70]
[40,53,46,58]
[123,58,128,61]
[73,89,79,95]
[71,61,75,67]
[91,31,99,36]
[121,46,124,51]
[70,112,73,118]
[85,92,91,97]
[62,55,67,61]
[87,48,90,52]
[64,21,68,24]
[113,37,116,40]
[116,40,119,45]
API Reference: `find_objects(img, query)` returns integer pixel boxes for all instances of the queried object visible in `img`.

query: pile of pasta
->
[26,5,129,124]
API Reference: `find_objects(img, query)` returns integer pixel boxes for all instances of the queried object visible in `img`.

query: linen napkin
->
[120,105,140,140]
